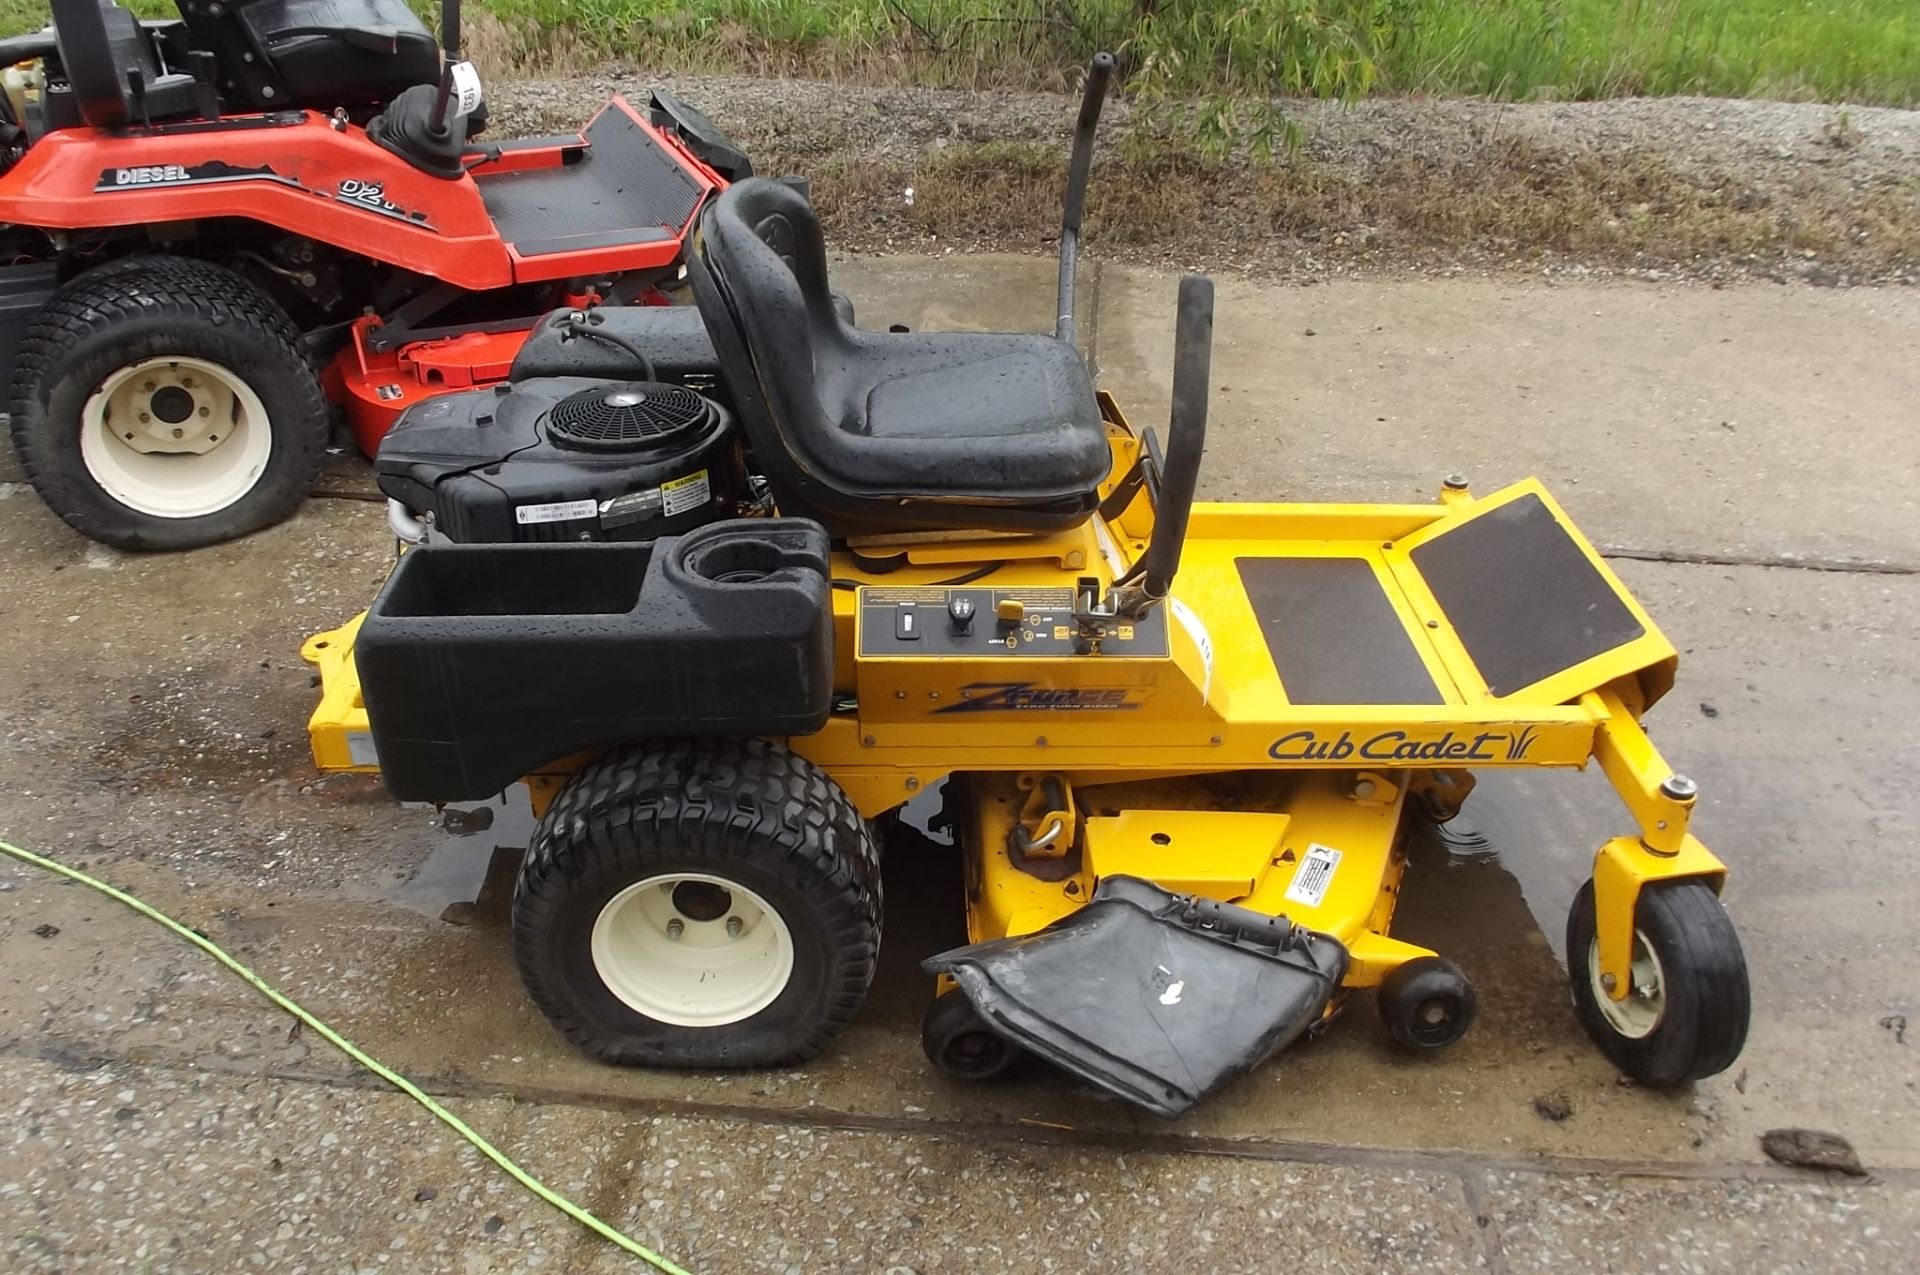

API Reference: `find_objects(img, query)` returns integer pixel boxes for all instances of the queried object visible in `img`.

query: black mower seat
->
[54,0,200,127]
[688,178,1110,537]
[178,0,440,113]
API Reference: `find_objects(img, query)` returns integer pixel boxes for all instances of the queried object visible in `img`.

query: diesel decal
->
[110,164,189,186]
[1269,725,1540,762]
[95,159,296,192]
[934,682,1147,714]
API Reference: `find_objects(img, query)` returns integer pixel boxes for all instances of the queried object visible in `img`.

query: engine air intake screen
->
[546,383,717,452]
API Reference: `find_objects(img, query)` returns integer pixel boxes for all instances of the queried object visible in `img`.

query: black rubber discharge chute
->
[925,875,1348,1117]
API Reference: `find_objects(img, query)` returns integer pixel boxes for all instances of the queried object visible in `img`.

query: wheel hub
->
[78,356,273,519]
[1588,931,1666,1039]
[590,872,795,1028]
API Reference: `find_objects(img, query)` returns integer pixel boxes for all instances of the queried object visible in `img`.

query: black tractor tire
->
[1566,878,1750,1087]
[8,255,328,550]
[513,737,883,1068]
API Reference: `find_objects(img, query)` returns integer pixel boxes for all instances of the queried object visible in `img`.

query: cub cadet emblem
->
[113,164,189,186]
[1269,726,1540,762]
[934,682,1147,714]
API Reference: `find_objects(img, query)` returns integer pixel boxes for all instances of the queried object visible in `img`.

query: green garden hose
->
[0,837,692,1275]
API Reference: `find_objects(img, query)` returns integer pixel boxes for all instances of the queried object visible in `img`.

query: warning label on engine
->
[1282,843,1343,908]
[515,498,598,525]
[661,469,711,517]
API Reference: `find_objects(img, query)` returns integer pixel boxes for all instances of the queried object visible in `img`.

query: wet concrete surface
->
[3,260,1919,1270]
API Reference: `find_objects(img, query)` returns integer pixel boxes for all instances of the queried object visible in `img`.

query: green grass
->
[3,0,1916,105]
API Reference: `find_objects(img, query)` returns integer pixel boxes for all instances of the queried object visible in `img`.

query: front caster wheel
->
[921,990,1020,1081]
[512,738,883,1068]
[1566,878,1749,1087]
[1377,956,1477,1050]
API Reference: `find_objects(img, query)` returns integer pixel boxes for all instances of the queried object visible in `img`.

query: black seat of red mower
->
[53,0,201,127]
[688,178,1110,537]
[177,0,439,114]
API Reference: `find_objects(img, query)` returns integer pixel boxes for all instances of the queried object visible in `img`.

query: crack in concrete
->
[1598,544,1920,577]
[7,1036,1914,1190]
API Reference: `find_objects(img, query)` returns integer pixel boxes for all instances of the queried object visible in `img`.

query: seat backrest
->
[685,178,857,526]
[51,0,150,127]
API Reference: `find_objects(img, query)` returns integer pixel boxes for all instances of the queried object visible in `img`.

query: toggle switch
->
[895,603,921,641]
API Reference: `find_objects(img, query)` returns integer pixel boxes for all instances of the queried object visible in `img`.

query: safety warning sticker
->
[1283,843,1343,908]
[661,469,711,517]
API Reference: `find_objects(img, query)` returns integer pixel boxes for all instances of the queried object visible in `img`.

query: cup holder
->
[672,519,829,591]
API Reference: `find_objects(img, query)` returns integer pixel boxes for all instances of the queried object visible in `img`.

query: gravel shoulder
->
[488,72,1920,284]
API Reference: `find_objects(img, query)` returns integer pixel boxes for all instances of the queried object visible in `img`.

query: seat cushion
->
[814,331,1110,496]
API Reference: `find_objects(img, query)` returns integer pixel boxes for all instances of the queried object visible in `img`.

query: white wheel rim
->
[1587,930,1666,1039]
[78,355,273,519]
[591,872,795,1027]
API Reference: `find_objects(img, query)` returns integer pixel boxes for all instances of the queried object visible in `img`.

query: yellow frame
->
[303,404,1726,1002]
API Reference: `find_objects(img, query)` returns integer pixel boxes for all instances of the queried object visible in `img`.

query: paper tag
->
[515,498,598,525]
[661,468,711,517]
[449,61,484,117]
[1283,843,1343,908]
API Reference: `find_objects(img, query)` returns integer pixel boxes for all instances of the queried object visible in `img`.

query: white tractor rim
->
[1587,930,1666,1039]
[78,355,272,519]
[591,872,795,1028]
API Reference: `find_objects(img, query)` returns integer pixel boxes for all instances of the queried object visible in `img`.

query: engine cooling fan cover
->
[545,382,720,453]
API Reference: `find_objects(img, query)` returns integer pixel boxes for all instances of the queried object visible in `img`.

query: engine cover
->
[376,377,741,543]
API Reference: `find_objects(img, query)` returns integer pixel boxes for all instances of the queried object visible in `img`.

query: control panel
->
[857,586,1171,659]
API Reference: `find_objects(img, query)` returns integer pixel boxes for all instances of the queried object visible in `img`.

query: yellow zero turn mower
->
[303,55,1747,1115]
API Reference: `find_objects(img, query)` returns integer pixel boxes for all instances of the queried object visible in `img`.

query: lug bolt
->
[138,412,151,423]
[181,377,195,388]
[1660,774,1699,801]
[725,916,743,938]
[171,428,183,439]
[198,406,210,418]
[666,919,684,940]
[143,380,156,391]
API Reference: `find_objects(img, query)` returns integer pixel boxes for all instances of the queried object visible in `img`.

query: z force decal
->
[933,683,1148,714]
[97,159,299,191]
[1268,725,1541,763]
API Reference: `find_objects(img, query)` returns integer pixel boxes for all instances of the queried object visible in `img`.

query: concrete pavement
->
[2,258,1917,1271]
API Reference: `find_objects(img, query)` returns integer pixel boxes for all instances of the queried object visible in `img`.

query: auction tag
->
[515,498,597,525]
[1283,843,1343,908]
[450,61,484,116]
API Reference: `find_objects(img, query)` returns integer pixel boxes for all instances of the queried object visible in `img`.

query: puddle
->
[338,787,537,919]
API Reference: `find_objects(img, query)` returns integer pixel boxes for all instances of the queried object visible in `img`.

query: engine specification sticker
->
[661,469,712,517]
[1283,843,1343,908]
[515,498,598,525]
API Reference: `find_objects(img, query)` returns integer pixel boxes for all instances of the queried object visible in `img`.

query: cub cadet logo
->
[1269,726,1540,762]
[934,682,1147,714]
[113,164,190,186]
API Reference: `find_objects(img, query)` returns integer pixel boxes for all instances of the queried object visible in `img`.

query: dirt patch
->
[484,72,1920,284]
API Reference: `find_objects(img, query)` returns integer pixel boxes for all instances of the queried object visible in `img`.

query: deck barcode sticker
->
[1284,843,1343,908]
[514,498,598,525]
[661,469,711,517]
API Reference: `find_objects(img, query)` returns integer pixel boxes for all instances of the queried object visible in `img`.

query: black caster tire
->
[921,991,1021,1081]
[1378,956,1477,1050]
[1566,878,1750,1087]
[8,255,328,550]
[512,738,882,1068]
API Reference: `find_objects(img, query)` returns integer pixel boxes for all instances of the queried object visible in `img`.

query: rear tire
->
[513,738,883,1067]
[8,255,327,549]
[1566,878,1749,1086]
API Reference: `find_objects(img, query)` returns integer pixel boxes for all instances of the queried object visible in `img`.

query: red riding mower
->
[0,0,743,549]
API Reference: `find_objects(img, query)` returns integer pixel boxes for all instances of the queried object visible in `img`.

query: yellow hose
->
[0,836,692,1275]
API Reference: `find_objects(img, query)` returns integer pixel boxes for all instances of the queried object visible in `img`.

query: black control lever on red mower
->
[1088,274,1213,628]
[1056,52,1115,351]
[429,0,470,135]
